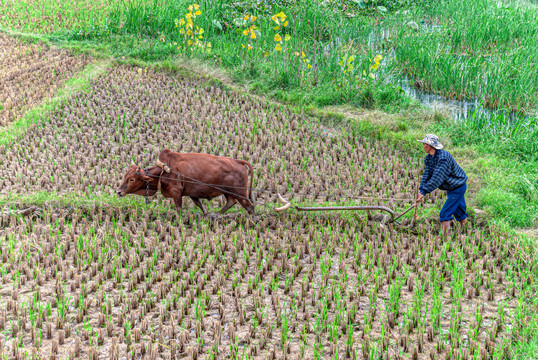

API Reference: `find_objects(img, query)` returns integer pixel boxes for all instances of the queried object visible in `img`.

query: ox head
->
[116,162,153,197]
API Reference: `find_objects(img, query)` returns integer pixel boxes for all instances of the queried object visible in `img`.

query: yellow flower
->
[194,10,201,16]
[187,29,193,36]
[243,29,249,36]
[188,39,193,45]
[264,51,269,57]
[243,14,249,21]
[199,28,204,34]
[188,5,194,11]
[275,11,286,20]
[198,35,203,39]
[301,51,306,58]
[185,12,192,19]
[373,54,383,63]
[284,34,291,41]
[370,62,380,70]
[193,4,199,10]
[283,20,288,27]
[248,44,252,50]
[307,64,311,69]
[274,34,282,42]
[241,43,245,48]
[273,25,280,30]
[206,42,211,48]
[275,43,282,51]
[179,28,185,34]
[250,30,256,39]
[251,16,257,21]
[294,51,299,56]
[173,42,177,45]
[179,19,185,26]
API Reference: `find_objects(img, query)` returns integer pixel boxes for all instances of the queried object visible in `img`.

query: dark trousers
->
[439,183,468,222]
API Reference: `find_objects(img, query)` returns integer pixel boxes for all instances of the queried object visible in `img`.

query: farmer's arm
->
[417,158,433,202]
[419,158,450,196]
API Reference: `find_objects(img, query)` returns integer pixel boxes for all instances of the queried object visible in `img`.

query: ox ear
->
[140,171,152,182]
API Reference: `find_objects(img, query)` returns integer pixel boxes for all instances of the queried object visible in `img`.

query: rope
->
[139,167,416,218]
[139,168,414,204]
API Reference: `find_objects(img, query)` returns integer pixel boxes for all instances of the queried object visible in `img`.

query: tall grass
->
[392,0,538,111]
[104,0,410,108]
[448,109,538,163]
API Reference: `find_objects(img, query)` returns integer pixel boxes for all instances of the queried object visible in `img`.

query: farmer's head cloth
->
[417,134,443,149]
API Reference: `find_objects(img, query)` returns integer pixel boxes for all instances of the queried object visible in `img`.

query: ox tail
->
[236,159,254,204]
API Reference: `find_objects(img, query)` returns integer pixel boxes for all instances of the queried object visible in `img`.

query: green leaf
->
[351,0,366,9]
[233,18,247,27]
[377,6,388,12]
[212,19,223,31]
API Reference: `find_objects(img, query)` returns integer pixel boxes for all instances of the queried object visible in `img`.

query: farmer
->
[416,134,468,235]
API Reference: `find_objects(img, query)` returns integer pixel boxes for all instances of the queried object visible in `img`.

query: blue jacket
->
[419,149,467,195]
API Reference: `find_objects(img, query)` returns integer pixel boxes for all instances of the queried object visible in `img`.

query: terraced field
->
[0,62,535,359]
[0,32,91,127]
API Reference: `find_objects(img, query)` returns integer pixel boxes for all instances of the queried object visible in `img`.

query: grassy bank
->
[2,0,537,111]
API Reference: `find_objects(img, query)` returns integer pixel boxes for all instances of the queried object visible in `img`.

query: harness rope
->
[136,163,414,213]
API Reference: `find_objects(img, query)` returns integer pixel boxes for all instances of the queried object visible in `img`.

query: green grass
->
[392,0,538,111]
[2,0,537,114]
[37,0,417,111]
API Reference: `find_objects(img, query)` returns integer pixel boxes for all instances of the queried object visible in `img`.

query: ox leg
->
[190,197,206,215]
[237,197,255,215]
[220,195,237,214]
[173,196,183,216]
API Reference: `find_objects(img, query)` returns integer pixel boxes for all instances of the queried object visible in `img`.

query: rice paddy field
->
[0,33,91,126]
[0,0,537,359]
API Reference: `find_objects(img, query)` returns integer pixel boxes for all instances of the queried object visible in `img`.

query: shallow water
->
[399,79,536,123]
[366,27,536,123]
[399,79,494,121]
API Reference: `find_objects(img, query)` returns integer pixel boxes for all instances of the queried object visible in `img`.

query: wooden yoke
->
[156,159,171,173]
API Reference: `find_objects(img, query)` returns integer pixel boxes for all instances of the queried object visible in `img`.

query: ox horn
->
[274,193,291,212]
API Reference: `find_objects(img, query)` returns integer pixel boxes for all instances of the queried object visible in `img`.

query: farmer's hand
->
[415,193,425,205]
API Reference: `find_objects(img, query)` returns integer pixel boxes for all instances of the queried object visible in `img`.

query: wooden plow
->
[275,193,415,227]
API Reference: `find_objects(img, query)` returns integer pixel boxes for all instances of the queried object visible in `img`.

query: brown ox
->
[116,149,255,215]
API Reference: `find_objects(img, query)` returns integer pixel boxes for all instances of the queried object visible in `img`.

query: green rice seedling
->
[385,275,404,321]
